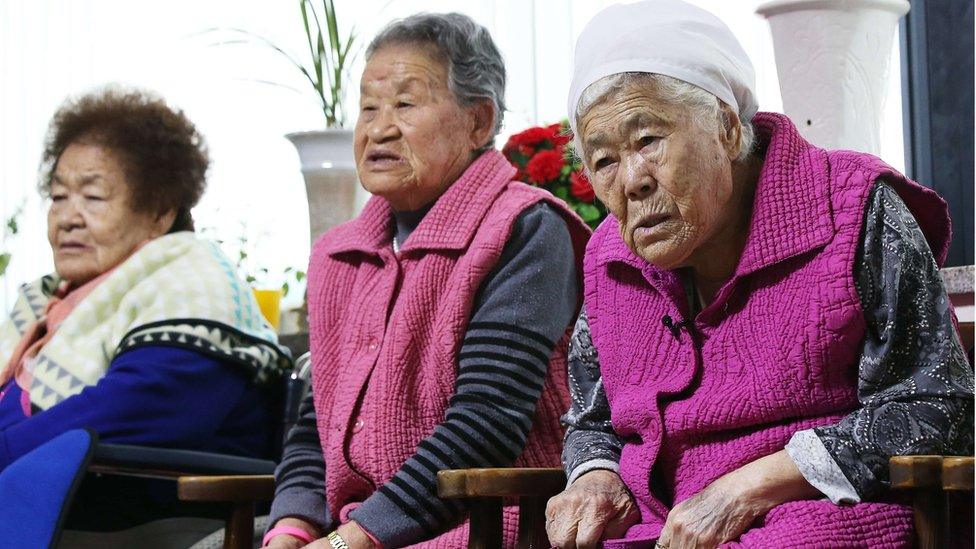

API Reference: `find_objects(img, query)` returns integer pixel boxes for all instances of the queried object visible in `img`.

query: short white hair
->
[575,73,755,163]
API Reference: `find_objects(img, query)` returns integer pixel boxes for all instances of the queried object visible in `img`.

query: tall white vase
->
[286,129,361,243]
[756,0,910,154]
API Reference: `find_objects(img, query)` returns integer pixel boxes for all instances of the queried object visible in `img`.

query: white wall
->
[0,0,904,311]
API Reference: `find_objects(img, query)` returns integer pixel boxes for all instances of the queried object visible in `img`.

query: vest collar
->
[321,150,517,257]
[596,112,834,280]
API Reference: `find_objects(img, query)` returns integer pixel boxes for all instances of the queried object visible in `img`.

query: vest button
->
[352,419,365,433]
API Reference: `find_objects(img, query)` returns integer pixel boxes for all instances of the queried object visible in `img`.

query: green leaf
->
[295,271,307,282]
[575,203,601,222]
[282,281,291,297]
[0,253,10,277]
[553,187,570,200]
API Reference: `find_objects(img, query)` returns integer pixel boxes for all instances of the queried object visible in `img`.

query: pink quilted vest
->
[307,150,590,547]
[584,113,952,548]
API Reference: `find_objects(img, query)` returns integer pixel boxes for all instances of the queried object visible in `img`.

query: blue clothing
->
[0,346,272,470]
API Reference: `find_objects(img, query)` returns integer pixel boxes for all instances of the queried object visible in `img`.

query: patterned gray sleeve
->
[791,182,975,501]
[561,308,624,486]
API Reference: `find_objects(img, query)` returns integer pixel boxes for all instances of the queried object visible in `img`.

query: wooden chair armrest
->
[177,474,276,503]
[890,455,975,492]
[890,455,944,489]
[438,469,565,548]
[437,468,566,499]
[941,457,974,491]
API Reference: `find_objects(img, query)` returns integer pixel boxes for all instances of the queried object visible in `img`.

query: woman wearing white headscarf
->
[544,1,973,548]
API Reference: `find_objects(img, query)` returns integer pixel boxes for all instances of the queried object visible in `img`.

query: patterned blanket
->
[0,232,290,410]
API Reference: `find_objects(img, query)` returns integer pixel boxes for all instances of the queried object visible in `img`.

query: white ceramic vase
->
[756,0,910,154]
[286,129,361,243]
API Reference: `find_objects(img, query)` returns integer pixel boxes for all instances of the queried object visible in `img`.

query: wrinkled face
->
[47,143,172,285]
[355,45,485,211]
[578,81,736,269]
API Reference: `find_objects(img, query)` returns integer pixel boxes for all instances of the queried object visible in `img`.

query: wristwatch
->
[326,530,350,549]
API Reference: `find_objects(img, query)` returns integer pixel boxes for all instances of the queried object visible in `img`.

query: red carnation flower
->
[513,126,553,148]
[570,170,595,202]
[549,123,571,147]
[502,136,519,155]
[527,150,564,184]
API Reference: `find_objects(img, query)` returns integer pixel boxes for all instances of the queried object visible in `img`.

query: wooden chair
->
[890,455,975,549]
[78,352,313,549]
[440,457,974,549]
[437,468,566,549]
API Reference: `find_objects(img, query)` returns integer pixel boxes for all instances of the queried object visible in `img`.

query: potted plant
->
[502,122,609,230]
[213,0,360,242]
[756,0,910,154]
[201,222,307,333]
[0,202,23,280]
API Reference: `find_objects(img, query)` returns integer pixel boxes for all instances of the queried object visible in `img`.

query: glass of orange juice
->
[253,288,283,332]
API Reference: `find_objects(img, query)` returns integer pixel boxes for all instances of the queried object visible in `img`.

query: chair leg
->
[467,497,503,549]
[517,496,549,549]
[223,502,255,549]
[912,489,945,549]
[946,491,974,549]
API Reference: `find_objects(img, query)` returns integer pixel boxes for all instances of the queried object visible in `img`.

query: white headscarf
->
[567,0,758,136]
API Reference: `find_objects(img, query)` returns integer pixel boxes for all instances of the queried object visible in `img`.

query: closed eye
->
[593,156,614,171]
[396,101,413,109]
[639,135,659,147]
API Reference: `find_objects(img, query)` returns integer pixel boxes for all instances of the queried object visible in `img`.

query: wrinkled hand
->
[655,473,765,549]
[656,450,819,549]
[546,469,641,548]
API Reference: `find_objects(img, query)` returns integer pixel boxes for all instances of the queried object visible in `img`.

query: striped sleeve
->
[348,202,580,547]
[267,391,333,532]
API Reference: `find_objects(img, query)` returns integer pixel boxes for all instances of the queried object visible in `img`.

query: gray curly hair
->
[575,73,755,163]
[366,12,506,150]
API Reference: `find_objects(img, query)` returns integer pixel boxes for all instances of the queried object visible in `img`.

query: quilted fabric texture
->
[584,113,951,548]
[307,150,591,547]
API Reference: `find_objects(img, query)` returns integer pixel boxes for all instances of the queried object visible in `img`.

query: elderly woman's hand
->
[656,450,819,549]
[545,469,641,548]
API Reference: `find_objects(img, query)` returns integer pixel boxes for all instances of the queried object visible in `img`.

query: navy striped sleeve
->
[267,392,333,531]
[348,202,579,547]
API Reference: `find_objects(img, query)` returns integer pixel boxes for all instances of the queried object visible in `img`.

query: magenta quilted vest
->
[584,113,952,548]
[307,150,590,547]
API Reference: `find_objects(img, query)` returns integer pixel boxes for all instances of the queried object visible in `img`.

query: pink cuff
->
[262,524,317,547]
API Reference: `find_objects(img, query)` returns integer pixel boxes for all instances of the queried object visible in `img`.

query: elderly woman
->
[0,89,288,477]
[544,1,974,548]
[262,12,589,549]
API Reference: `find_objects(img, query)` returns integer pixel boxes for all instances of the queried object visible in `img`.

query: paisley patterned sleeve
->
[561,308,625,486]
[786,182,975,502]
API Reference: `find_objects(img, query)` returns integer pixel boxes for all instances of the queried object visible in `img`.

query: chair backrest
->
[272,352,312,459]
